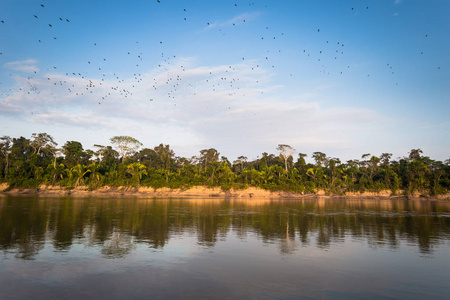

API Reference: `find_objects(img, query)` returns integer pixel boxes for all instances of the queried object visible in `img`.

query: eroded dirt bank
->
[1,183,449,200]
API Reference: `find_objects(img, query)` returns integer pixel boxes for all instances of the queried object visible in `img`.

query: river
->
[0,196,449,299]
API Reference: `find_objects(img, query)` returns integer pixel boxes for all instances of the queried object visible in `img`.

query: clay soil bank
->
[1,184,449,200]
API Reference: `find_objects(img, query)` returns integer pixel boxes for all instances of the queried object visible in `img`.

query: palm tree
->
[88,162,103,187]
[71,164,91,187]
[126,163,147,186]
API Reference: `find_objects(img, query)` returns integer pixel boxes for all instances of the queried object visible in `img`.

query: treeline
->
[0,134,449,196]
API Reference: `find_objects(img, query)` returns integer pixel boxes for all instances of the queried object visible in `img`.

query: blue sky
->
[0,0,449,162]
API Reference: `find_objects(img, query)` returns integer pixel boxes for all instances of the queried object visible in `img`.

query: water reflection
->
[0,196,449,260]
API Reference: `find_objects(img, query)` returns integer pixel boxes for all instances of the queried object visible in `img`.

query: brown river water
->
[0,196,449,299]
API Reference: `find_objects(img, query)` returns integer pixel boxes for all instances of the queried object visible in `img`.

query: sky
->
[0,0,449,163]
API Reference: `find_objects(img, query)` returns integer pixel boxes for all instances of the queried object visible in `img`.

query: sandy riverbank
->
[1,183,449,200]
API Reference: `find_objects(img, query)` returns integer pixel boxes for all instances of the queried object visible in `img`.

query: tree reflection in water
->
[0,196,449,259]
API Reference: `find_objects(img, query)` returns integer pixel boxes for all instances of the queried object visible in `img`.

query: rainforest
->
[1,134,449,197]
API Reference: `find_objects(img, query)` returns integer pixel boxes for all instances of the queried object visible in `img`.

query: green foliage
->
[1,133,449,196]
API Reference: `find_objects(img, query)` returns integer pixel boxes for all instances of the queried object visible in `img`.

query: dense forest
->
[0,134,449,196]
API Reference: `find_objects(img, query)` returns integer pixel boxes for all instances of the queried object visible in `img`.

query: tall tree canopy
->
[277,144,295,172]
[110,136,143,163]
[30,133,57,156]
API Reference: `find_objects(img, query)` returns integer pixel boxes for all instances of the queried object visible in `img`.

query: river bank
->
[1,183,449,200]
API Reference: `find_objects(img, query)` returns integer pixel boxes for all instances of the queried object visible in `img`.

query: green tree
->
[126,163,148,186]
[296,153,307,172]
[0,136,12,178]
[154,144,175,182]
[94,145,119,165]
[88,162,103,188]
[380,153,393,187]
[277,144,295,173]
[312,152,327,168]
[71,164,91,187]
[136,148,157,168]
[409,149,423,162]
[110,136,143,163]
[30,133,57,156]
[63,141,89,168]
[234,156,247,174]
[199,148,220,170]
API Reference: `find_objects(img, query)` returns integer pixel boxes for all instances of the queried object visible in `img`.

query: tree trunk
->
[4,154,8,177]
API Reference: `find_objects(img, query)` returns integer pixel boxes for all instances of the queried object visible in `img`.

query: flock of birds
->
[0,1,440,115]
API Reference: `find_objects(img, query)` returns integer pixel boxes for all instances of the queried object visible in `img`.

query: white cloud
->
[31,112,111,128]
[4,59,39,73]
[0,57,395,160]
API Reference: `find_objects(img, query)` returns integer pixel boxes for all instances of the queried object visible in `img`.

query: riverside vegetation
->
[0,134,449,197]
